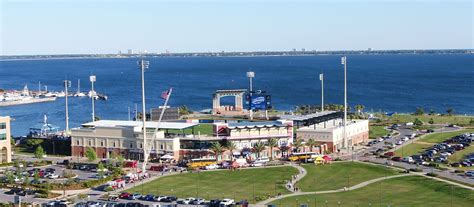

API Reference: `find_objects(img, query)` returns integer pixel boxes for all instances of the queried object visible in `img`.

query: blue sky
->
[1,0,472,55]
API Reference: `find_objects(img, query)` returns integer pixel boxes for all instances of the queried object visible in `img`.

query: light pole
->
[247,71,255,120]
[90,75,96,121]
[64,80,71,134]
[341,56,348,149]
[139,60,150,174]
[320,72,324,112]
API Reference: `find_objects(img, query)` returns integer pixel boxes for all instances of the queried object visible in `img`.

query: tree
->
[414,118,423,126]
[178,105,192,116]
[414,107,424,116]
[446,108,454,116]
[34,145,45,159]
[428,118,435,124]
[305,138,317,152]
[354,105,365,115]
[224,141,237,161]
[267,138,278,161]
[293,139,304,152]
[85,147,97,162]
[33,170,40,184]
[209,142,224,161]
[111,152,125,167]
[252,142,266,158]
[97,162,105,178]
[470,118,474,125]
[6,171,15,184]
[26,139,43,149]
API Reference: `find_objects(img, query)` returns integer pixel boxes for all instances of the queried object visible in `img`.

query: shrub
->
[104,186,114,192]
[36,193,48,198]
[426,172,438,177]
[409,168,423,172]
[454,170,465,174]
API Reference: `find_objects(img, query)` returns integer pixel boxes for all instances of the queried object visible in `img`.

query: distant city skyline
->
[1,0,472,55]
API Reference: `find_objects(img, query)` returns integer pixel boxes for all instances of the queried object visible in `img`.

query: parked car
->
[46,173,59,179]
[383,152,395,157]
[465,171,474,177]
[391,156,402,162]
[191,198,206,205]
[178,197,195,204]
[119,192,131,199]
[128,193,142,200]
[205,164,219,170]
[220,198,235,206]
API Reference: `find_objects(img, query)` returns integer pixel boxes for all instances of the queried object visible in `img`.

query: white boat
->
[56,91,66,97]
[44,92,56,97]
[74,79,87,97]
[88,90,97,98]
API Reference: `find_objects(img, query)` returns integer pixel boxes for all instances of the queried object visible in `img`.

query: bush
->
[334,157,343,161]
[454,170,465,174]
[104,186,114,192]
[409,168,423,172]
[426,172,438,177]
[36,193,48,198]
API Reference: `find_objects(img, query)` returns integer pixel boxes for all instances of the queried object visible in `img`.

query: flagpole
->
[144,88,173,169]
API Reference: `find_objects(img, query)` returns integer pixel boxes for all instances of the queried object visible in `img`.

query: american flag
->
[161,88,172,100]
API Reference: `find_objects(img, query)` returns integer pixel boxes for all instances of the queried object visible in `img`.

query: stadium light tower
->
[138,59,150,173]
[320,71,324,112]
[89,75,96,122]
[341,56,348,149]
[247,71,255,120]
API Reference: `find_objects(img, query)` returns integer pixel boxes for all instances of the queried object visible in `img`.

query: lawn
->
[126,166,298,202]
[296,162,399,192]
[394,129,474,157]
[270,176,474,207]
[388,114,474,126]
[168,124,214,135]
[369,126,390,139]
[448,145,474,163]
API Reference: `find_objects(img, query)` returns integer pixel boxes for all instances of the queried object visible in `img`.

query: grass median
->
[369,126,390,139]
[394,129,474,157]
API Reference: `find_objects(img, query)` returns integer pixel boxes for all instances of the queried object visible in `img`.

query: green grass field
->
[297,162,399,192]
[369,126,390,139]
[126,166,298,202]
[388,114,474,126]
[168,124,214,135]
[270,176,474,207]
[394,129,474,157]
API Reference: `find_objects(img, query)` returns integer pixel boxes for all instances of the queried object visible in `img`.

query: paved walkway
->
[256,173,412,205]
[285,164,307,192]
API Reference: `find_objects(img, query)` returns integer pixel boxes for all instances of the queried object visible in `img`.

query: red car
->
[384,152,395,157]
[391,156,402,161]
[119,192,131,199]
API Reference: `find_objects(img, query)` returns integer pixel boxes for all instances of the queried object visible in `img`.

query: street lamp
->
[138,60,150,174]
[64,80,71,134]
[247,71,255,120]
[89,75,96,121]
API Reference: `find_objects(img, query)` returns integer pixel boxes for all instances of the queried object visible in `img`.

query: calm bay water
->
[1,54,473,136]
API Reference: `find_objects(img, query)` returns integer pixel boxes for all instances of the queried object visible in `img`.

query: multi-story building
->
[0,116,12,163]
[179,120,294,160]
[70,120,198,160]
[70,119,294,161]
[296,118,369,153]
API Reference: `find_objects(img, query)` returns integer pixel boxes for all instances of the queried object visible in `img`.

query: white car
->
[155,196,167,201]
[205,164,218,170]
[47,174,59,179]
[396,140,403,145]
[401,137,409,141]
[251,162,264,167]
[377,137,384,142]
[181,197,195,204]
[220,199,235,206]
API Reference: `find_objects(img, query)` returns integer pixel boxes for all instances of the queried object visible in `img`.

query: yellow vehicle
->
[288,152,317,162]
[187,158,217,169]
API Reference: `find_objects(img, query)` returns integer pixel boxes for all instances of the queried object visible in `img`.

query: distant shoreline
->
[1,49,472,61]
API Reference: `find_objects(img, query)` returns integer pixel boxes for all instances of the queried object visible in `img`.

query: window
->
[0,123,6,129]
[101,141,104,147]
[0,133,6,140]
[160,144,164,149]
[76,140,80,145]
[113,142,116,147]
[88,140,92,146]
[130,143,133,148]
[140,144,143,148]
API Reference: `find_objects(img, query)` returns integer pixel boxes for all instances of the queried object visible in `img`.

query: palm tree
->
[210,142,224,161]
[354,104,365,115]
[293,139,304,153]
[278,145,290,157]
[267,138,278,161]
[305,138,317,152]
[252,141,266,158]
[224,141,237,161]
